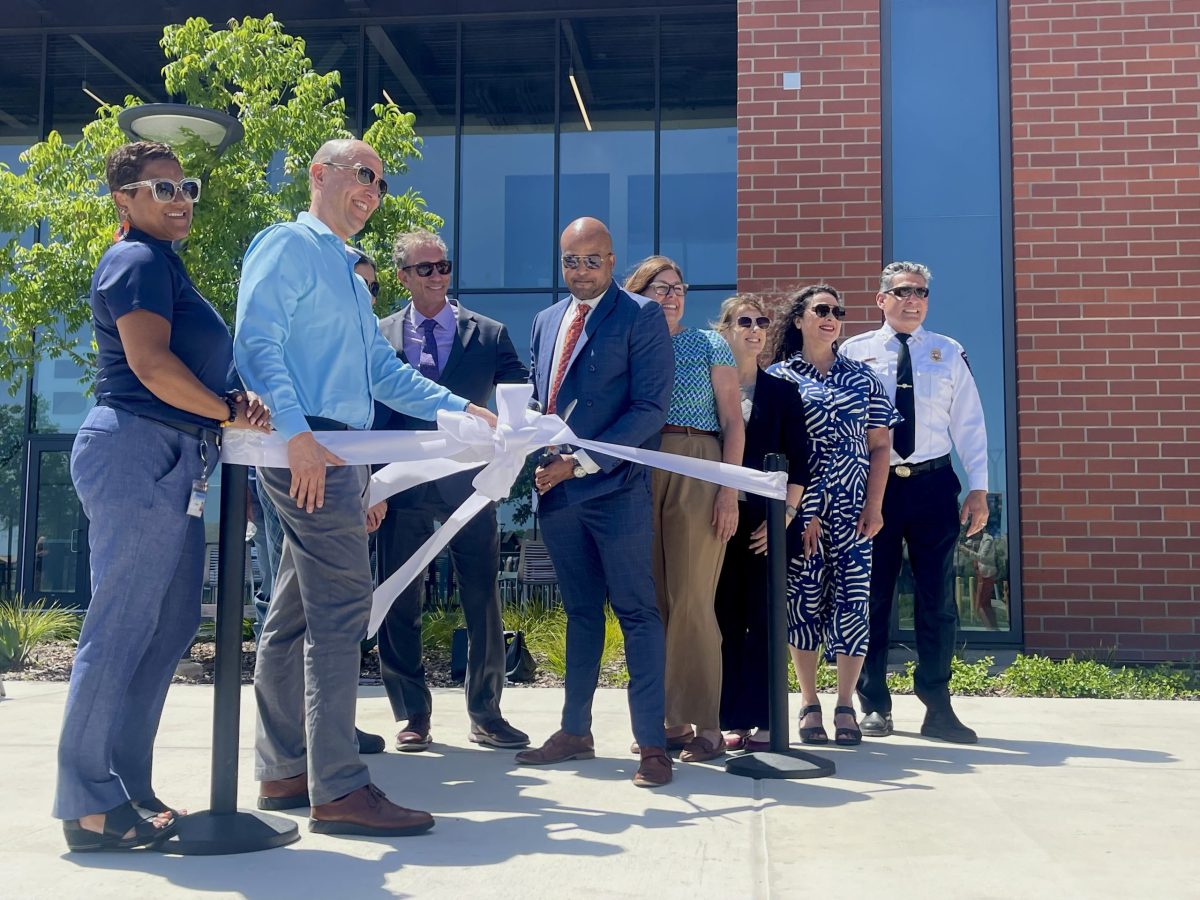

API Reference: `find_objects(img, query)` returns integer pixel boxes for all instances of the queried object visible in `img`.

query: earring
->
[113,208,129,242]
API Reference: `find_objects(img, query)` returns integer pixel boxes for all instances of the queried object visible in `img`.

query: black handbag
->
[450,628,537,683]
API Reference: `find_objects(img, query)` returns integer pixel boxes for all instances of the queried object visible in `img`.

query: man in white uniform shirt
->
[841,261,989,744]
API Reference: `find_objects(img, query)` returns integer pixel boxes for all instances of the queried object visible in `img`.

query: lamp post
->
[119,104,298,854]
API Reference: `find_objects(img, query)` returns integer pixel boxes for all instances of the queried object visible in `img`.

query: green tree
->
[0,14,441,391]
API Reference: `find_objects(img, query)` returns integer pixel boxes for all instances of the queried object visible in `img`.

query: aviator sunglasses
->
[736,315,771,329]
[884,285,930,299]
[322,161,389,196]
[400,259,453,277]
[811,303,847,320]
[119,177,202,203]
[561,253,608,270]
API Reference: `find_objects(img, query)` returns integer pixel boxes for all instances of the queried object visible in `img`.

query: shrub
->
[999,654,1198,700]
[0,599,81,671]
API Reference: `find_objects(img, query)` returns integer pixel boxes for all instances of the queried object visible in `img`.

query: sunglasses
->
[649,281,688,298]
[400,259,452,277]
[119,177,202,203]
[365,280,380,297]
[322,161,389,196]
[561,253,608,270]
[736,315,771,329]
[884,285,930,299]
[811,304,847,320]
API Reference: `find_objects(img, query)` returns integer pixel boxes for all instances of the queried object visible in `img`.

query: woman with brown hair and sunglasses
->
[765,284,897,747]
[623,256,744,764]
[54,141,269,851]
[711,295,810,752]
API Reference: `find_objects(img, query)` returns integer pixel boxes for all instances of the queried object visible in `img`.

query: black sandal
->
[63,800,178,852]
[134,797,183,819]
[834,705,862,746]
[798,703,829,745]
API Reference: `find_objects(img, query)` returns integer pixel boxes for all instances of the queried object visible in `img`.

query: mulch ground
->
[4,641,625,688]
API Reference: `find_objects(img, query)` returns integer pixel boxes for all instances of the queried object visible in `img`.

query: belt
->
[890,454,951,479]
[100,400,221,447]
[305,415,353,431]
[661,424,719,438]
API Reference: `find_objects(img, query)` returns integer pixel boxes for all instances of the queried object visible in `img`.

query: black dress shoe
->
[921,708,978,744]
[469,717,531,749]
[356,727,386,755]
[860,711,893,737]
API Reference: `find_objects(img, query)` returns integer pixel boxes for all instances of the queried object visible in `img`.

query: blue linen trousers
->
[539,481,666,748]
[54,406,209,820]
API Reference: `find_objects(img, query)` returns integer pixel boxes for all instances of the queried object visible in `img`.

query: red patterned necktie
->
[547,303,591,414]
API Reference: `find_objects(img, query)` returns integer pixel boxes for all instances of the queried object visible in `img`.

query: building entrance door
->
[21,436,90,609]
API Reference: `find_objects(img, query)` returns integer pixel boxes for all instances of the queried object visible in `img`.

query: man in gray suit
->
[375,229,531,753]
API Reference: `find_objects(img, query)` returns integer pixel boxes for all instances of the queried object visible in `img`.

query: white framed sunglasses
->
[119,177,202,203]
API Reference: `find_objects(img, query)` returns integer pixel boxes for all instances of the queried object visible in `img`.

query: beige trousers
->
[651,432,727,731]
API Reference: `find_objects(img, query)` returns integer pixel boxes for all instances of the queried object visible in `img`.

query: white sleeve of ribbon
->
[221,384,787,637]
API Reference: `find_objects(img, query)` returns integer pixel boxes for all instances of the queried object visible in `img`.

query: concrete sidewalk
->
[1,682,1196,899]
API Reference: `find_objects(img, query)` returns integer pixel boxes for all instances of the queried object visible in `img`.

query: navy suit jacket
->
[376,300,528,506]
[530,281,673,510]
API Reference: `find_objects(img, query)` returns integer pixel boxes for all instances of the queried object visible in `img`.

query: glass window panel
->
[458,292,553,379]
[0,367,26,603]
[558,18,655,284]
[460,21,555,290]
[363,23,456,255]
[291,27,361,132]
[0,36,41,145]
[659,13,736,286]
[32,320,91,434]
[890,0,1013,635]
[31,449,84,600]
[46,32,167,139]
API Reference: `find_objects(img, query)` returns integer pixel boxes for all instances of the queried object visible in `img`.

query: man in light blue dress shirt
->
[235,138,496,839]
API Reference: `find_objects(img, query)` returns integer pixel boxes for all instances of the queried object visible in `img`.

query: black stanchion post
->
[726,453,835,780]
[159,462,299,855]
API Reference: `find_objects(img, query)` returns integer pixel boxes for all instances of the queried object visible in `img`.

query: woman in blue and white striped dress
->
[767,284,897,746]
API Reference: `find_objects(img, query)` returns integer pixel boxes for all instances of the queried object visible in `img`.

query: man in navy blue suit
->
[515,217,675,787]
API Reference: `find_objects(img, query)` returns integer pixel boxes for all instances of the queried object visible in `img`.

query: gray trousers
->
[254,465,372,806]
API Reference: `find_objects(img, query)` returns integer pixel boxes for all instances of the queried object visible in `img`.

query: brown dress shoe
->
[310,784,434,837]
[633,748,673,787]
[258,772,309,811]
[679,733,726,763]
[395,714,432,753]
[630,728,694,755]
[514,730,595,765]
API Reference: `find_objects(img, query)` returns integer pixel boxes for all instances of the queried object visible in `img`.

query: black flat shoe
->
[860,711,893,737]
[134,797,183,819]
[833,705,862,746]
[63,800,177,852]
[356,727,386,755]
[921,708,978,744]
[798,703,828,745]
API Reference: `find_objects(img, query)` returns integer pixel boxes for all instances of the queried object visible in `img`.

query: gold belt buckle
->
[894,464,912,478]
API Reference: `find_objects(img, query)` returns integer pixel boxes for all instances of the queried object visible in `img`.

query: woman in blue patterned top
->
[766,284,898,746]
[624,256,744,764]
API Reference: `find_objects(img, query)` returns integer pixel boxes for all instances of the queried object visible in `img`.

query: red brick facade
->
[1011,0,1199,661]
[736,0,882,319]
[737,0,1198,662]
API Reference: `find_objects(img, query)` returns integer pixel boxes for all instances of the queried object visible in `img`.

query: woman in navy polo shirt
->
[54,141,268,852]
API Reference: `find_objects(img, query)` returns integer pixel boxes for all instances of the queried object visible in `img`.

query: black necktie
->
[894,333,915,460]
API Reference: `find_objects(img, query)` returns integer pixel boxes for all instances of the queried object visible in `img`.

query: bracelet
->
[218,391,242,428]
[785,504,799,519]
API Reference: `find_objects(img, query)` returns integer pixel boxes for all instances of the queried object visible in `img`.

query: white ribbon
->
[222,384,786,637]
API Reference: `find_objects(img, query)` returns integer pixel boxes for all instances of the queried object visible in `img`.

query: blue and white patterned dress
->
[769,353,900,657]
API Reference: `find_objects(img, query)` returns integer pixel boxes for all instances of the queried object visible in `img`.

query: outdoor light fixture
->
[81,82,107,106]
[569,67,592,132]
[117,103,244,158]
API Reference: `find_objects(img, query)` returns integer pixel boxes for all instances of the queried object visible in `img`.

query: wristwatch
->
[571,458,588,478]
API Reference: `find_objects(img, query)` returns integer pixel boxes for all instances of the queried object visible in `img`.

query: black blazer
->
[743,366,811,528]
[375,300,528,506]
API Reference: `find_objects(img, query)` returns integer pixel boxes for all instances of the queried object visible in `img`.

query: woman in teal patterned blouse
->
[624,256,745,764]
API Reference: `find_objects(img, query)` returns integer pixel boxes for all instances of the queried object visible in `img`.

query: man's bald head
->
[307,138,384,241]
[560,217,615,302]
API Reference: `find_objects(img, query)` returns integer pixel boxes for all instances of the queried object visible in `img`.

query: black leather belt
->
[305,415,353,431]
[890,454,951,479]
[100,400,221,446]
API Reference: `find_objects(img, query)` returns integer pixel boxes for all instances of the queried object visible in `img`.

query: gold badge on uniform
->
[930,348,942,362]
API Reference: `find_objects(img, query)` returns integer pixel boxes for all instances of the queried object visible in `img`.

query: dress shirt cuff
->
[272,408,311,443]
[447,394,470,413]
[572,449,601,474]
[967,473,989,493]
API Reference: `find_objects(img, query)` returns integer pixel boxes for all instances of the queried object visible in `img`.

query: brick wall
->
[1011,0,1199,661]
[736,0,882,318]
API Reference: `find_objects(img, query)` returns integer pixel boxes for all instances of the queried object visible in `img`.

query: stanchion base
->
[155,809,300,856]
[725,749,836,780]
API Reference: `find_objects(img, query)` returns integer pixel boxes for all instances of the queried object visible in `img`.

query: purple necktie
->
[419,318,440,380]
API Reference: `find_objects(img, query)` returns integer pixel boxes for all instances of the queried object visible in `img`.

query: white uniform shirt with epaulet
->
[840,323,988,492]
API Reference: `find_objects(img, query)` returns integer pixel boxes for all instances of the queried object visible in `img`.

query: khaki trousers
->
[651,432,726,731]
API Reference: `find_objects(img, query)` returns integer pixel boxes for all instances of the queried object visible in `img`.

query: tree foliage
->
[0,15,442,392]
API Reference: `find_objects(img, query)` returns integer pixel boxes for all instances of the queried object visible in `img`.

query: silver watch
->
[572,462,588,478]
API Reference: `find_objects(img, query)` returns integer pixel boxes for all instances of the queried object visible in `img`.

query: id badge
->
[187,479,209,518]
